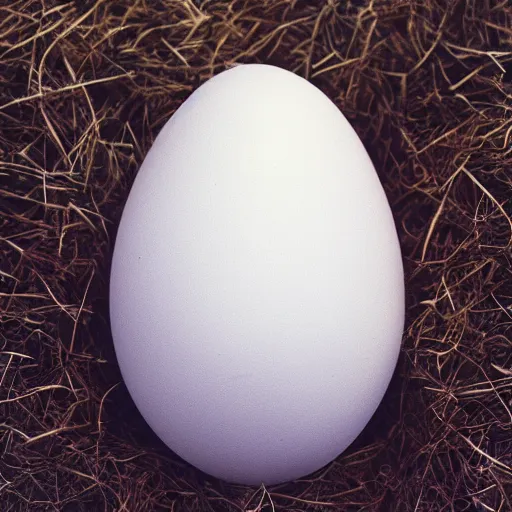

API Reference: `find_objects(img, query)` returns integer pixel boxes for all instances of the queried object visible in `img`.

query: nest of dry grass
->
[1,0,512,510]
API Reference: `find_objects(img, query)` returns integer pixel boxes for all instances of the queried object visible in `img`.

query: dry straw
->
[1,0,511,510]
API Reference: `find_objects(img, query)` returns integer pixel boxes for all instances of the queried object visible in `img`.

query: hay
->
[1,0,511,510]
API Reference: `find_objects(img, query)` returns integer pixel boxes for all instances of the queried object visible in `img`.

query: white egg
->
[110,64,404,485]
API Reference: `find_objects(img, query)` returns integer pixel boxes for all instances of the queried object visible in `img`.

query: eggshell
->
[110,64,404,485]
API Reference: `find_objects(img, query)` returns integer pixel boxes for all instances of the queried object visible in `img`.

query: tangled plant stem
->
[1,0,511,510]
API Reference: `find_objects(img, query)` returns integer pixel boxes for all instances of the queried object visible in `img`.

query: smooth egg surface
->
[110,64,405,485]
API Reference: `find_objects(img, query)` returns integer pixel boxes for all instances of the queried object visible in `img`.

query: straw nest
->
[1,0,511,510]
